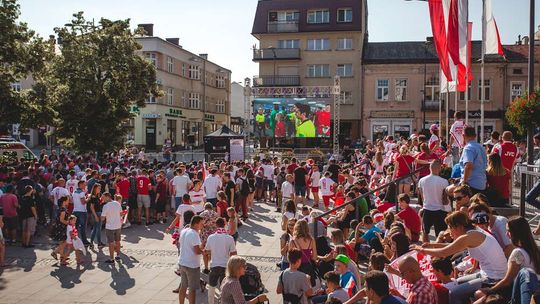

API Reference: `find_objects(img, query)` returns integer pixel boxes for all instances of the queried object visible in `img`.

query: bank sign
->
[166,108,185,118]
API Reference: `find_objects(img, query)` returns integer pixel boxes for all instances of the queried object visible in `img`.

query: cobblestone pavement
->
[0,201,284,304]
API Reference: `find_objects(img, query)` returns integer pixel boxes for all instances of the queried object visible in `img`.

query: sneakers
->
[115,256,121,262]
[122,222,131,229]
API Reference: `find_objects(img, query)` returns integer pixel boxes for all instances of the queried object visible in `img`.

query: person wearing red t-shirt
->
[115,172,130,203]
[486,153,511,206]
[393,146,415,196]
[396,194,421,242]
[314,105,331,137]
[287,158,299,174]
[136,169,152,225]
[274,113,286,138]
[491,131,518,172]
[415,143,438,179]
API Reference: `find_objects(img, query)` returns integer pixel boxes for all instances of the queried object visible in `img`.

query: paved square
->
[0,202,283,304]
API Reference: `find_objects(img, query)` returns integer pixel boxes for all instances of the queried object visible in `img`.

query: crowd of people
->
[1,110,540,304]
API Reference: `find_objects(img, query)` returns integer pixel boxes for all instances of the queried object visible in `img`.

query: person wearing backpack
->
[277,248,313,304]
[235,169,250,221]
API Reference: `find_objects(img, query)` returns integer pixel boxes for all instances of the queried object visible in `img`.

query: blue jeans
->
[511,268,540,304]
[450,272,486,304]
[525,178,540,209]
[73,211,89,244]
[90,212,102,244]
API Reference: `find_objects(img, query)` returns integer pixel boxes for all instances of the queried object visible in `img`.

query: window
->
[146,96,156,103]
[307,10,329,24]
[167,88,174,105]
[307,39,330,51]
[11,82,21,92]
[189,65,200,80]
[340,91,352,104]
[145,53,157,67]
[376,79,389,101]
[459,85,472,101]
[336,64,353,77]
[273,11,299,21]
[425,76,440,102]
[189,93,200,109]
[216,100,226,113]
[337,8,353,22]
[478,79,491,101]
[182,63,186,77]
[167,119,177,145]
[216,75,226,88]
[395,79,408,101]
[510,81,524,101]
[278,39,300,49]
[167,56,173,73]
[307,64,330,78]
[337,38,353,50]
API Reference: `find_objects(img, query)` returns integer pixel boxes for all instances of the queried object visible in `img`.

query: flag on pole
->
[428,0,453,81]
[447,0,469,67]
[457,22,474,92]
[440,70,456,93]
[484,0,504,56]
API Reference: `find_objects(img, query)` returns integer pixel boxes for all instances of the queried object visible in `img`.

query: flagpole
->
[454,89,458,114]
[481,0,486,142]
[446,84,450,141]
[439,89,442,139]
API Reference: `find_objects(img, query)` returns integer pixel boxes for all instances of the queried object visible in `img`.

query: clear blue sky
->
[18,0,540,83]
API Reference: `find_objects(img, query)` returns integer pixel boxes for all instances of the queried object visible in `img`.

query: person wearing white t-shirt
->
[310,165,321,208]
[319,171,335,211]
[166,194,197,233]
[101,193,124,263]
[66,171,79,195]
[261,160,275,203]
[281,174,295,211]
[178,215,204,304]
[189,180,206,213]
[418,160,450,242]
[203,169,222,207]
[204,217,237,304]
[72,180,90,246]
[172,167,192,209]
[50,179,70,218]
[450,111,467,165]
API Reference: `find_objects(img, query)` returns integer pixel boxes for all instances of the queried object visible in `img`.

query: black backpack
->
[279,271,302,304]
[239,263,264,297]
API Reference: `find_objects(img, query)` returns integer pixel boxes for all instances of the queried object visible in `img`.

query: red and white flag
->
[457,22,473,92]
[428,0,453,81]
[447,0,469,67]
[484,0,504,56]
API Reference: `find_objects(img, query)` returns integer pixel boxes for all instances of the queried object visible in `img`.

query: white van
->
[0,137,37,161]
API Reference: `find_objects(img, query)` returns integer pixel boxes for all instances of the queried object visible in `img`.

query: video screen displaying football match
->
[253,98,331,138]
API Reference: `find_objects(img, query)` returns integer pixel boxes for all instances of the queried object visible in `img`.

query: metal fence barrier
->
[517,164,540,226]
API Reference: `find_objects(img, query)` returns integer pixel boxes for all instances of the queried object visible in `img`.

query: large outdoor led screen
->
[253,98,330,138]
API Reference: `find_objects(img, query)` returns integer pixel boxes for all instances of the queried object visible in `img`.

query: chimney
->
[137,23,154,36]
[523,35,530,45]
[199,53,208,60]
[166,38,180,45]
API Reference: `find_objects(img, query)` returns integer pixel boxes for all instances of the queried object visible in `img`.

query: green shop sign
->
[166,108,185,118]
[204,114,215,122]
[130,106,140,115]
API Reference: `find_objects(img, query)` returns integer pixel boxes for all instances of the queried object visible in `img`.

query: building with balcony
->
[133,24,231,150]
[251,0,367,141]
[361,40,537,142]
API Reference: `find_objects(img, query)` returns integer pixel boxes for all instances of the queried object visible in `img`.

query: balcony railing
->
[253,75,300,87]
[422,100,444,111]
[267,21,299,33]
[253,48,301,61]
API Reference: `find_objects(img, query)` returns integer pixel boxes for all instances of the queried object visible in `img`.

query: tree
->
[0,0,50,133]
[35,12,159,154]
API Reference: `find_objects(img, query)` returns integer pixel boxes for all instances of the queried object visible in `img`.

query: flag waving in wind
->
[428,0,453,81]
[484,0,504,56]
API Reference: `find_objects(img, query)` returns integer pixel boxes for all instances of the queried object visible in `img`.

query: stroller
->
[239,263,265,300]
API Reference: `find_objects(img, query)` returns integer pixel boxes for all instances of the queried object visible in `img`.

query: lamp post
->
[527,0,535,165]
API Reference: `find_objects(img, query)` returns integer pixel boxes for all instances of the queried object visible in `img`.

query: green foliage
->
[0,0,50,132]
[505,88,540,135]
[34,12,160,154]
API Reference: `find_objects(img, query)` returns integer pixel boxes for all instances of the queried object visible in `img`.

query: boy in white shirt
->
[319,171,335,211]
[281,174,295,212]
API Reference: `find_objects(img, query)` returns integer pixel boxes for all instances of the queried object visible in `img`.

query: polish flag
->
[457,22,474,92]
[484,0,504,56]
[428,0,453,81]
[447,0,469,67]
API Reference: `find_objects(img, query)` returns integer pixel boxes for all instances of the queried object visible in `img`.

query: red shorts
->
[322,195,333,208]
[311,187,319,193]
